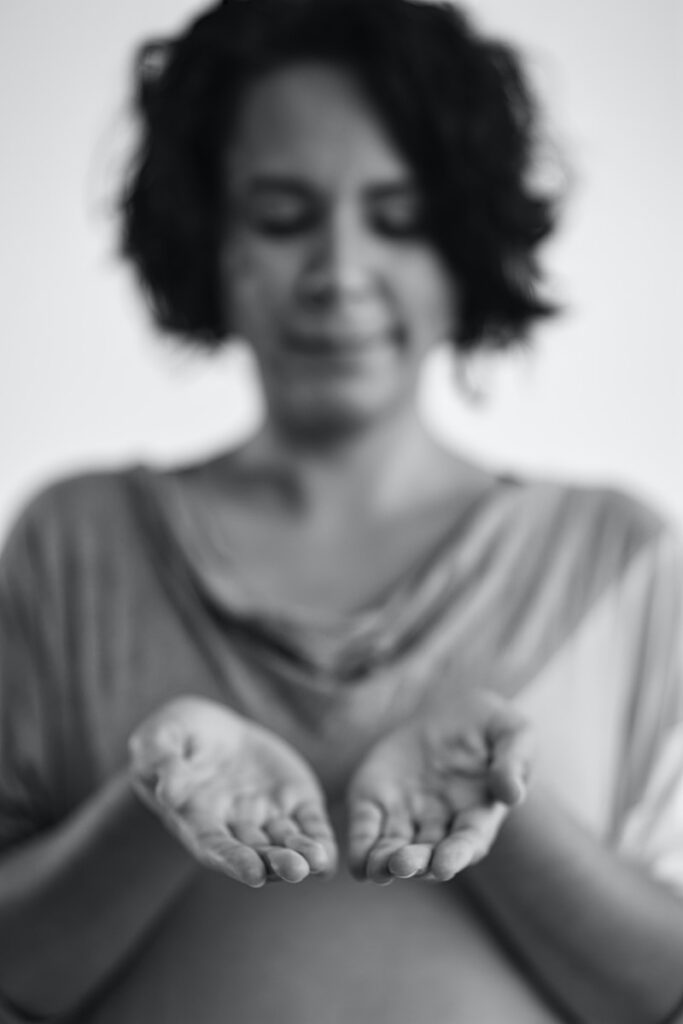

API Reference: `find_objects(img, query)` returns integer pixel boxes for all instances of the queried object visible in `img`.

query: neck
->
[237,404,450,526]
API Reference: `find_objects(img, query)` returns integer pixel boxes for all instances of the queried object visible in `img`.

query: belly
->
[82,867,564,1024]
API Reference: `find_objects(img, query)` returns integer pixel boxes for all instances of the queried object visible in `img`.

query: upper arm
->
[0,495,66,851]
[614,526,683,895]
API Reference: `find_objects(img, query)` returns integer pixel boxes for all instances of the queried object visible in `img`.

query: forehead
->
[226,62,414,188]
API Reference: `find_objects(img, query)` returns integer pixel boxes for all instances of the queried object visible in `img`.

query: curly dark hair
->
[121,0,562,352]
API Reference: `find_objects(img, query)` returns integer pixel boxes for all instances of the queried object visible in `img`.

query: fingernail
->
[392,867,418,879]
[509,778,526,804]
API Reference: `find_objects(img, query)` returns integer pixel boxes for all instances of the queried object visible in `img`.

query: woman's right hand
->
[128,696,338,887]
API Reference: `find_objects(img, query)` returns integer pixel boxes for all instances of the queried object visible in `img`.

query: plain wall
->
[1,0,681,537]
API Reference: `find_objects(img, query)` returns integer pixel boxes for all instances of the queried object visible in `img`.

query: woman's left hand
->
[347,688,533,883]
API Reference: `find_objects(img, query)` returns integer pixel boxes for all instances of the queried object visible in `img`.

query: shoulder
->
[520,474,674,555]
[1,466,142,579]
[8,465,138,533]
[570,480,677,559]
[496,473,681,611]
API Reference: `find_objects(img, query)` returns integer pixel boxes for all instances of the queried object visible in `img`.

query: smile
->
[285,328,395,355]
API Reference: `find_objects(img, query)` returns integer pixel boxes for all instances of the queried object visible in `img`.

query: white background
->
[0,1,681,538]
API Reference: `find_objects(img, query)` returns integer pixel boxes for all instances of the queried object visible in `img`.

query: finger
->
[414,808,449,845]
[184,822,268,888]
[153,762,199,811]
[293,801,339,876]
[430,803,507,881]
[387,843,433,879]
[262,847,311,884]
[383,809,448,879]
[231,822,271,848]
[212,844,268,887]
[348,799,384,879]
[294,800,335,845]
[387,803,449,879]
[265,816,333,875]
[129,723,186,780]
[365,804,413,884]
[486,711,534,805]
[178,802,269,886]
[365,840,405,884]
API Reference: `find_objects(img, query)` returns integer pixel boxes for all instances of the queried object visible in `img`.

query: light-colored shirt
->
[1,464,681,1023]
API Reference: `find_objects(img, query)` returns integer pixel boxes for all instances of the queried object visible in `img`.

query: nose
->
[298,206,377,306]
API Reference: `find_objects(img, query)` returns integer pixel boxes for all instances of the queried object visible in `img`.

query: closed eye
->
[242,179,318,237]
[368,189,427,239]
[236,177,427,240]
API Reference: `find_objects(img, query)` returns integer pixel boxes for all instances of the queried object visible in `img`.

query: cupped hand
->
[129,696,337,887]
[347,689,533,884]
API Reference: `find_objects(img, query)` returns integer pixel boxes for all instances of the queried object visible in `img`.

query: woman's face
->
[221,61,456,438]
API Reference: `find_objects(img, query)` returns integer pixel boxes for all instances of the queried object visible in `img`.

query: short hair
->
[120,0,562,352]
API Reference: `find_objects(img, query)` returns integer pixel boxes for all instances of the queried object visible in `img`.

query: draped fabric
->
[1,463,681,1022]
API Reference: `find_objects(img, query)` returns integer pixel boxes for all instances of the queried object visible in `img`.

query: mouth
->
[284,326,396,356]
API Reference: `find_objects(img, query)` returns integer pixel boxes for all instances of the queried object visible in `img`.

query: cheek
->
[399,255,458,341]
[219,236,294,338]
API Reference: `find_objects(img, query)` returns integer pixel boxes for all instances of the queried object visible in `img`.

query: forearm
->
[0,770,198,1021]
[464,784,683,1024]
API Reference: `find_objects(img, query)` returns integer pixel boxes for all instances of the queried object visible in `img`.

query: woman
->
[1,0,683,1021]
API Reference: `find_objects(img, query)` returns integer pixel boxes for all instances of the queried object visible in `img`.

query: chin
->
[273,385,400,441]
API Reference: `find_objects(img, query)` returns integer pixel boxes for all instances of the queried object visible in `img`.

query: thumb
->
[129,720,188,782]
[486,706,534,805]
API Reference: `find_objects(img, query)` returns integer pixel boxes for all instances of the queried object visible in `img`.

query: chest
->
[209,503,460,616]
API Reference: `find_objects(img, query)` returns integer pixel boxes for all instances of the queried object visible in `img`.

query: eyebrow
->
[243,177,312,199]
[242,174,420,200]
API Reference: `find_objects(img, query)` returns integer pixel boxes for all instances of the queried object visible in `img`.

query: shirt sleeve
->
[0,495,65,851]
[614,526,683,895]
[0,991,58,1024]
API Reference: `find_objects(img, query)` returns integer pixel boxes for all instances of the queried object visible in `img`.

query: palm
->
[358,718,489,810]
[130,697,337,887]
[347,692,531,883]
